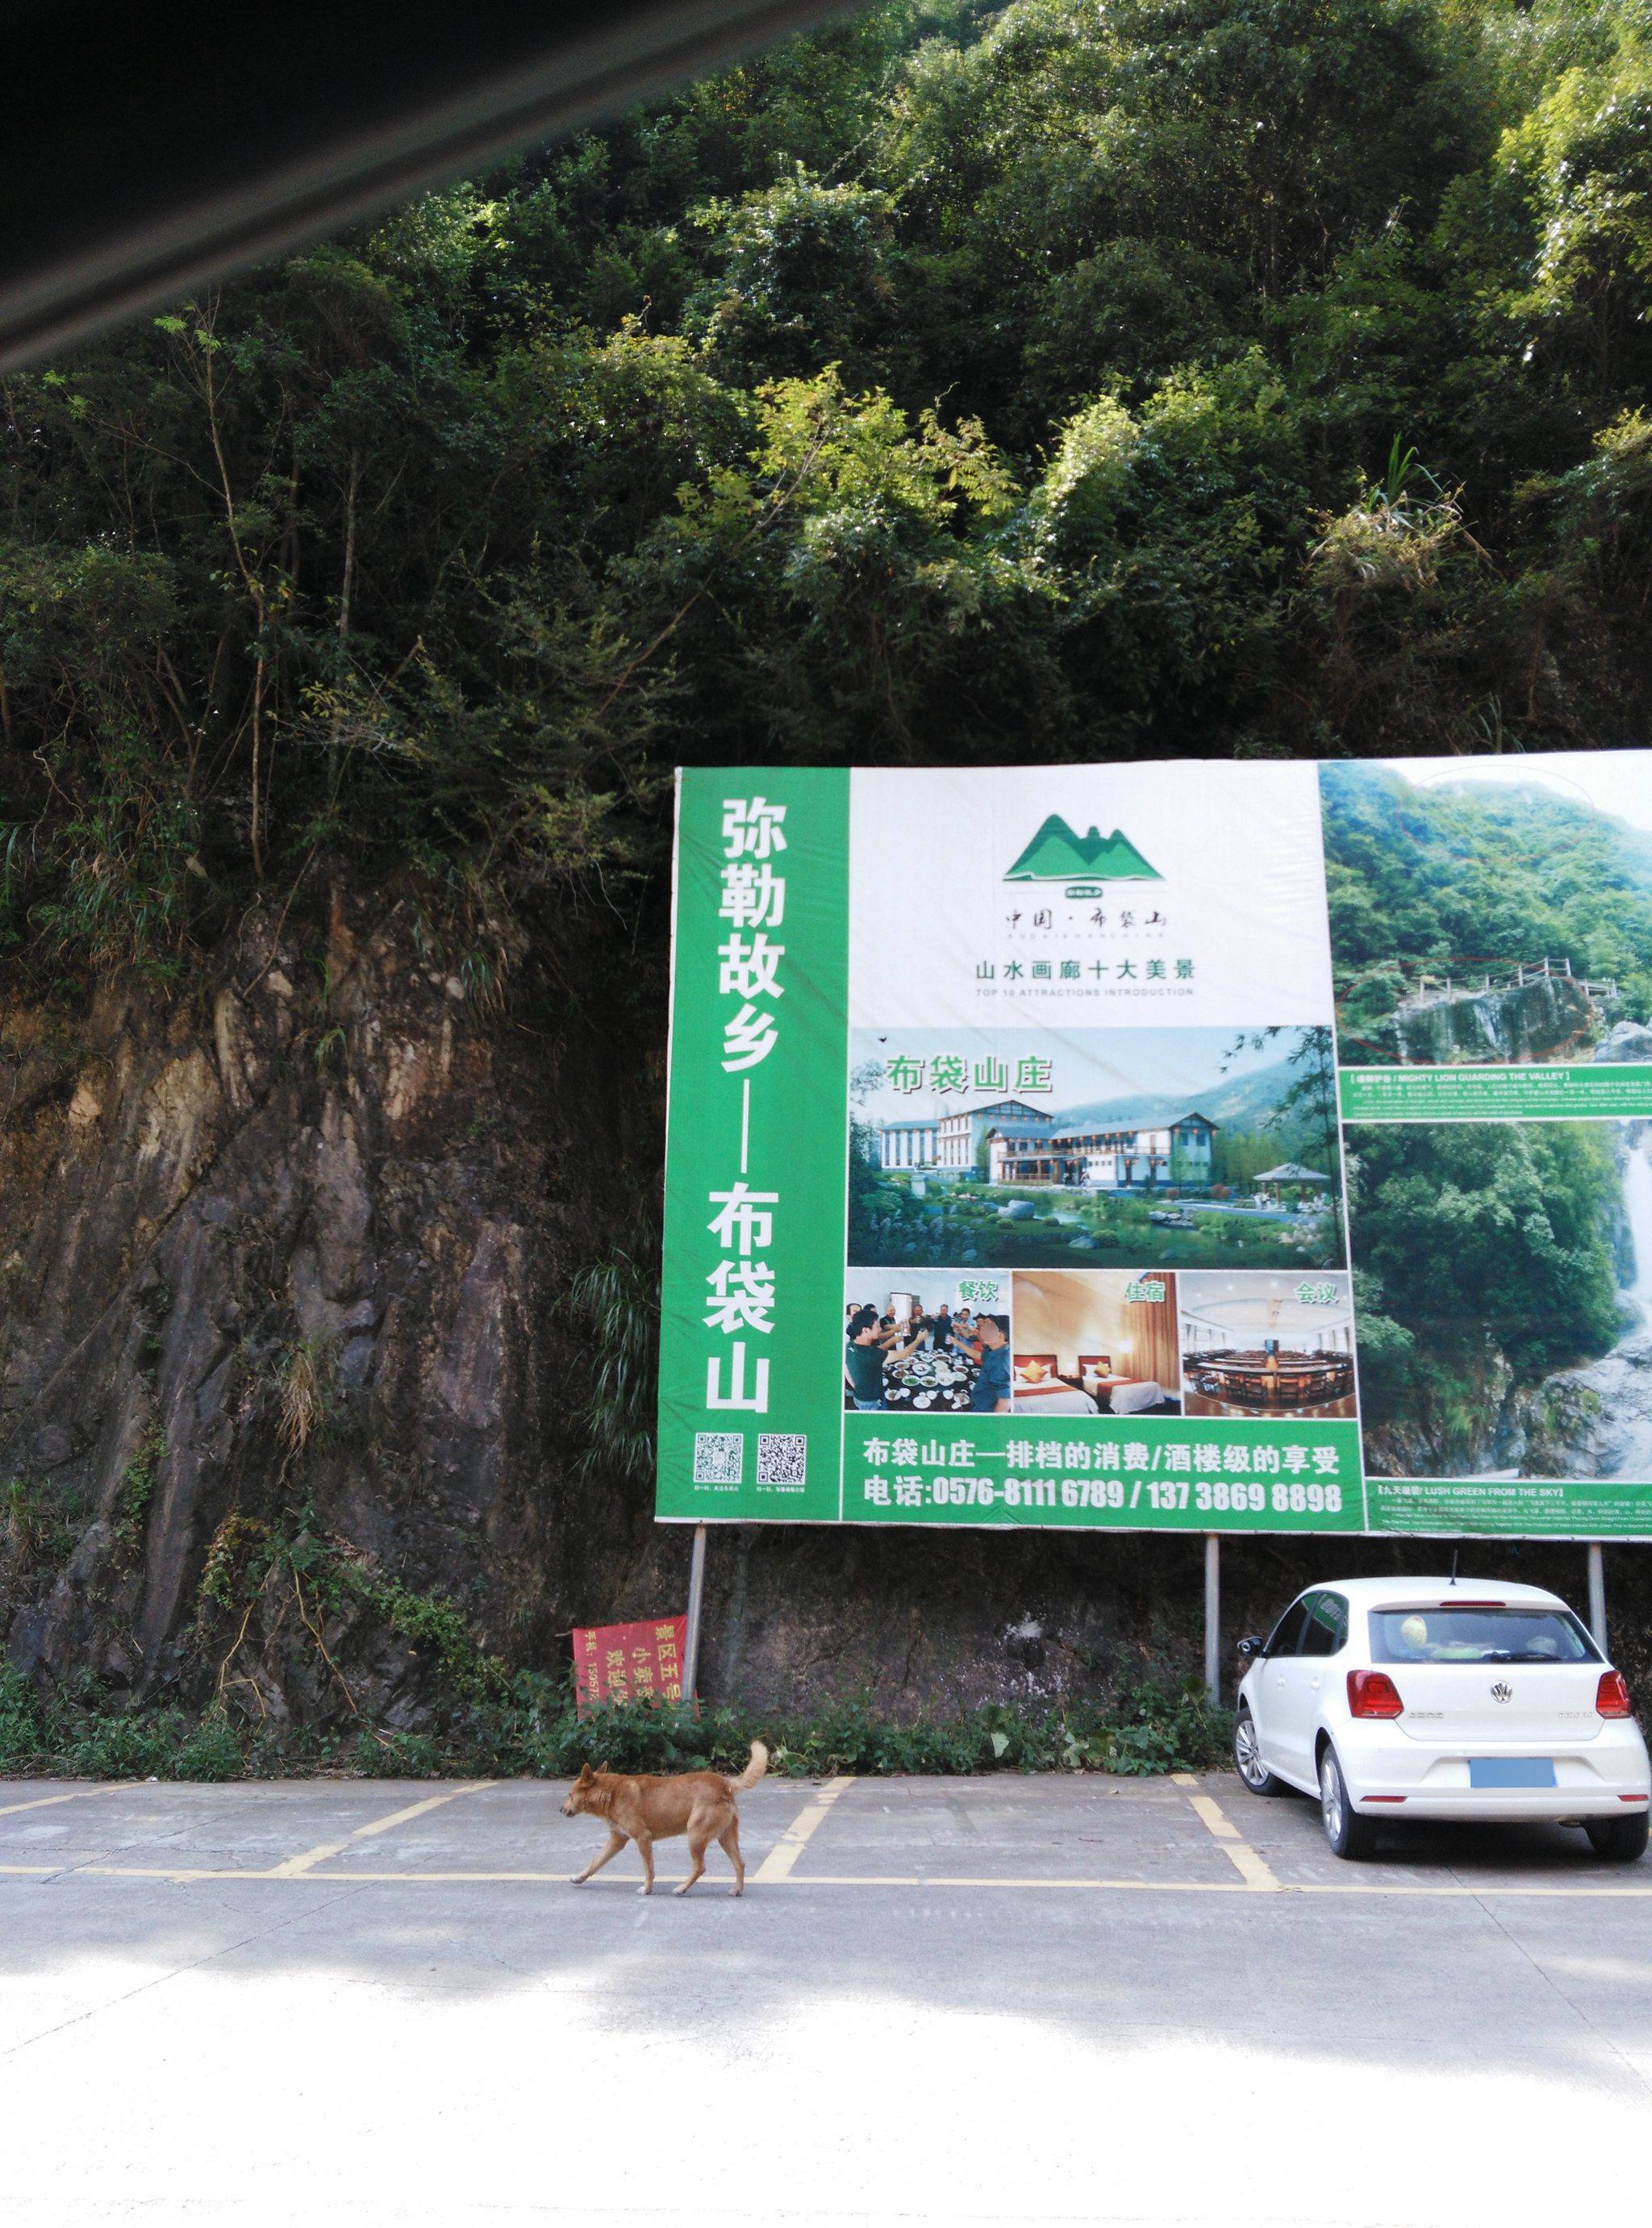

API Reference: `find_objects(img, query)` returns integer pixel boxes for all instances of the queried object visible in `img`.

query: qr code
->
[756,1433,807,1487]
[694,1432,744,1484]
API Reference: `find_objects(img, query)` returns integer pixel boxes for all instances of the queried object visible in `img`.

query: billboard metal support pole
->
[1204,1534,1220,1702]
[1587,1542,1607,1655]
[684,1524,708,1702]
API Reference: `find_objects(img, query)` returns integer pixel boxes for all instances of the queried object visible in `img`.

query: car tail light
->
[1348,1669,1404,1719]
[1597,1671,1633,1719]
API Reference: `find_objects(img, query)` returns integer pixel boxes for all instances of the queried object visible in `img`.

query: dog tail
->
[727,1739,769,1792]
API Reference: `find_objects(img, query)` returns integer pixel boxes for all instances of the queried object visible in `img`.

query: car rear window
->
[1370,1606,1598,1665]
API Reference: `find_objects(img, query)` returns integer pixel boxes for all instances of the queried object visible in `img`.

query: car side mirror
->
[1236,1635,1265,1662]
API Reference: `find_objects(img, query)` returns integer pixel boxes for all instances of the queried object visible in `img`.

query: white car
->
[1233,1576,1650,1861]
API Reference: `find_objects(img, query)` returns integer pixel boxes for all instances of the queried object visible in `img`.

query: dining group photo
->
[844,1272,1012,1415]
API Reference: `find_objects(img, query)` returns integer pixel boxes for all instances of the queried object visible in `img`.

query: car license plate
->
[1469,1758,1557,1789]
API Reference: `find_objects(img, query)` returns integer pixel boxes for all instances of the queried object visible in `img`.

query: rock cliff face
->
[0,890,664,1728]
[1595,1021,1652,1064]
[1361,1367,1620,1487]
[1389,974,1602,1066]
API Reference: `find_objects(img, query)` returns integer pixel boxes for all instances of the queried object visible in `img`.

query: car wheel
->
[1584,1813,1650,1863]
[1318,1741,1379,1860]
[1233,1704,1287,1797]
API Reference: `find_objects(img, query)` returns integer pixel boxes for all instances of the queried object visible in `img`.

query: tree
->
[6,0,1652,993]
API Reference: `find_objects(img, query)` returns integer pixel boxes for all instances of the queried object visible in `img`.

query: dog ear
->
[574,1762,594,1784]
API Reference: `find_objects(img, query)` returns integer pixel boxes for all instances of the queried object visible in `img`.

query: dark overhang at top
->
[0,0,857,374]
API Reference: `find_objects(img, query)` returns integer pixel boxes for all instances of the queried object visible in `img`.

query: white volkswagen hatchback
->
[1233,1577,1650,1860]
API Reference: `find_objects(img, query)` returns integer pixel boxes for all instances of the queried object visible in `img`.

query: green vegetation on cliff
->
[1323,761,1652,1056]
[3,0,1652,998]
[1350,1120,1627,1467]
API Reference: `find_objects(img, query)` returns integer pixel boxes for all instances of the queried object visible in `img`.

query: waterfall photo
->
[1349,1117,1652,1487]
[1321,753,1652,1069]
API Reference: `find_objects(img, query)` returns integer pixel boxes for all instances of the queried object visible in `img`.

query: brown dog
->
[563,1741,769,1896]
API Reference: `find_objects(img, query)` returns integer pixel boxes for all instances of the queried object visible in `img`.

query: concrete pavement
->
[3,1768,1651,2226]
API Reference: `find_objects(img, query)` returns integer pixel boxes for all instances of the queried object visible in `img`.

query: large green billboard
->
[658,753,1652,1537]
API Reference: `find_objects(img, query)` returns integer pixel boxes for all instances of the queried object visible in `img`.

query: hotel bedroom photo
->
[1011,1270,1183,1416]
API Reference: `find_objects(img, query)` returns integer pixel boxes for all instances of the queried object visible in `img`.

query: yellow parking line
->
[1294,1880,1652,1898]
[0,1785,122,1820]
[1223,1846,1283,1890]
[12,1865,246,1883]
[290,1869,1249,1891]
[267,1783,492,1877]
[5,1860,1651,1896]
[1188,1795,1239,1840]
[752,1775,855,1884]
[753,1873,1256,1892]
[1184,1788,1282,1890]
[307,1871,1652,1898]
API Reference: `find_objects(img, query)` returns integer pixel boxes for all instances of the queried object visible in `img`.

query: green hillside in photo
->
[1322,763,1652,1064]
[1060,1057,1295,1137]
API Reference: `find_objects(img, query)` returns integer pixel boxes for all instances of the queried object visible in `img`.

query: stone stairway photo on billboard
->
[1322,755,1652,1071]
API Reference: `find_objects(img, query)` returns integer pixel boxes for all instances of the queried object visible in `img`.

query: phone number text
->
[858,1475,1345,1515]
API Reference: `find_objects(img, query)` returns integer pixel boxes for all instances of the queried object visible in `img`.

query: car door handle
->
[1308,1677,1320,1691]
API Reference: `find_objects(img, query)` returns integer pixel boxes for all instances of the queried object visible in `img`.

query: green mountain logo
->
[1005,815,1162,884]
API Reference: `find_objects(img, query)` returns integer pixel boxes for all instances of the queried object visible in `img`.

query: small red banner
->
[572,1616,687,1715]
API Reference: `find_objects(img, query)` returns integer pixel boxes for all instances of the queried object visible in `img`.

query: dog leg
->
[571,1828,628,1885]
[718,1818,745,1896]
[674,1830,711,1896]
[633,1829,656,1896]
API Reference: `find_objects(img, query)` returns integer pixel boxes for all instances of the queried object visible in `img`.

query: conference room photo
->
[1177,1270,1358,1420]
